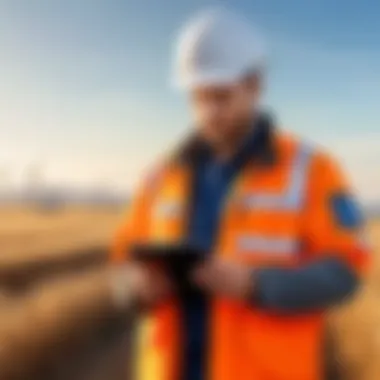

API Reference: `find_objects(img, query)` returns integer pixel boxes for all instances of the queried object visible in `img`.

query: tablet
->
[131,243,205,297]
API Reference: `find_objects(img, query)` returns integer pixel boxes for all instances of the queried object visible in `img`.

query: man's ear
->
[243,71,261,95]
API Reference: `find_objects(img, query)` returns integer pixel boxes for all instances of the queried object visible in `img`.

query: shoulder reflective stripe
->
[237,235,298,255]
[243,143,314,211]
[285,143,313,209]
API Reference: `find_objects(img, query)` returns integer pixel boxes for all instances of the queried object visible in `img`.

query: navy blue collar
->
[229,116,273,170]
[177,113,276,169]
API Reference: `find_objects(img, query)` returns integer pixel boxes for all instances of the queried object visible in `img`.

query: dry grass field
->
[367,219,380,269]
[327,218,380,380]
[0,206,379,379]
[0,205,123,263]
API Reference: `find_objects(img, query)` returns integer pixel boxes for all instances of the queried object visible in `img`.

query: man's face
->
[188,76,260,145]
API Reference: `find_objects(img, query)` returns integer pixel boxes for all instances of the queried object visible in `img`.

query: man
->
[112,8,370,380]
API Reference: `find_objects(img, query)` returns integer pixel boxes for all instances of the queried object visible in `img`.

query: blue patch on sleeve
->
[330,193,363,229]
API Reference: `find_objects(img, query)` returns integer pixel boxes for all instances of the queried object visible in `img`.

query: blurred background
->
[0,0,379,379]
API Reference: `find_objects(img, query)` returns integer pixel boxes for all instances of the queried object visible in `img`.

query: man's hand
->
[192,258,254,301]
[109,262,174,309]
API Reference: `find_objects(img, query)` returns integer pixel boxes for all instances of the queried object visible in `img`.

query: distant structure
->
[24,162,44,195]
[0,163,128,210]
[23,162,61,211]
[0,166,12,203]
[0,166,10,190]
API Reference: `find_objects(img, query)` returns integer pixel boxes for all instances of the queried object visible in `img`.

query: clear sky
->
[0,0,379,201]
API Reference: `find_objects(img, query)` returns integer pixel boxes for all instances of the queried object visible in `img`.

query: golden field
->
[0,206,379,380]
[0,205,124,263]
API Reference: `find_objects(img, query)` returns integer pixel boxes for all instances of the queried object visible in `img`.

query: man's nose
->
[203,102,223,121]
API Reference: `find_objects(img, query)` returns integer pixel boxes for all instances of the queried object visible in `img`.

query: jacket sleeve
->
[252,151,371,313]
[110,170,158,264]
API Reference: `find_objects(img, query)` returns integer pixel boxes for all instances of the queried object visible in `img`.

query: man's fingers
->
[191,259,254,299]
[192,260,225,292]
[125,263,174,307]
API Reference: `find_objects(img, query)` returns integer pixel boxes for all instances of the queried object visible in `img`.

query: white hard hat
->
[172,7,266,90]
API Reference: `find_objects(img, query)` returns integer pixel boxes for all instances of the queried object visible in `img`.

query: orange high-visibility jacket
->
[112,124,368,380]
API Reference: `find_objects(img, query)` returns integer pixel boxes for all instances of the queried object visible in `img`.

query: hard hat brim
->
[172,68,244,91]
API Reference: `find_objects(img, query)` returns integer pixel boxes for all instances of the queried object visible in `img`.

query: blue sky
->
[0,0,379,201]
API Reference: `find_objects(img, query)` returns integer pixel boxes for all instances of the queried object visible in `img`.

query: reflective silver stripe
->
[237,236,298,255]
[285,143,313,209]
[242,143,313,211]
[154,201,182,217]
